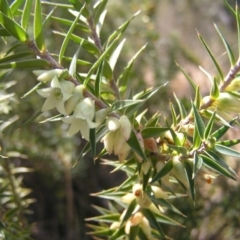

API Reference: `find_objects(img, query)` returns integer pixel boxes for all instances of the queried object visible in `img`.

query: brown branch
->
[219,58,240,91]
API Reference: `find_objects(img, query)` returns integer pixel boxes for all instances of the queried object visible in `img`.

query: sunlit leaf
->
[10,0,25,16]
[192,101,205,139]
[192,152,203,179]
[215,144,240,158]
[0,12,29,42]
[151,160,173,183]
[0,59,50,69]
[141,127,169,139]
[111,99,143,112]
[21,0,32,30]
[127,130,147,161]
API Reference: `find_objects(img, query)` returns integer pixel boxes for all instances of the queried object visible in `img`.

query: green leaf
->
[0,12,29,42]
[21,82,43,99]
[127,130,147,161]
[118,44,147,97]
[168,128,182,146]
[215,144,240,158]
[95,60,104,98]
[204,111,215,140]
[111,99,143,112]
[53,31,100,54]
[174,93,187,119]
[0,27,10,36]
[168,145,188,155]
[0,59,50,69]
[69,0,89,17]
[210,77,220,98]
[191,101,205,139]
[93,0,108,25]
[183,161,195,201]
[120,199,137,227]
[211,117,237,140]
[223,0,235,16]
[236,4,240,57]
[0,0,13,18]
[0,52,33,64]
[151,159,173,183]
[198,32,224,81]
[102,60,113,79]
[218,139,240,147]
[201,153,236,180]
[141,127,169,139]
[10,0,25,15]
[192,152,203,179]
[107,10,140,44]
[58,4,86,64]
[109,38,126,71]
[69,43,82,77]
[214,23,235,66]
[43,6,56,28]
[141,208,165,238]
[19,110,42,129]
[170,102,177,127]
[21,0,32,30]
[176,62,196,90]
[84,36,120,87]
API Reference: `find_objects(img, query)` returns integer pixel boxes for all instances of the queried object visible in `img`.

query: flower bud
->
[215,92,240,112]
[121,193,135,204]
[119,115,131,140]
[151,186,168,199]
[140,217,151,237]
[95,108,110,126]
[33,69,64,82]
[172,156,188,188]
[106,117,120,131]
[130,212,144,226]
[142,160,151,175]
[101,131,116,155]
[110,222,120,230]
[144,137,157,152]
[225,75,240,91]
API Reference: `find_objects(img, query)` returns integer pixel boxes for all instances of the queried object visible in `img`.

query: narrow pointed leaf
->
[10,0,25,15]
[218,139,240,147]
[236,4,240,57]
[192,152,203,179]
[141,209,165,237]
[21,0,32,30]
[109,38,126,71]
[127,130,147,161]
[0,27,10,36]
[84,36,120,87]
[198,32,224,81]
[204,111,215,140]
[93,0,108,24]
[183,161,195,201]
[118,44,147,95]
[215,144,240,158]
[120,199,137,227]
[191,101,205,139]
[0,59,50,69]
[174,93,187,119]
[59,4,86,64]
[211,117,237,140]
[141,127,169,139]
[69,43,82,77]
[0,52,33,64]
[0,0,13,18]
[176,63,196,90]
[223,0,235,16]
[0,12,29,41]
[111,99,143,112]
[95,60,104,98]
[201,154,237,180]
[214,23,235,66]
[151,159,173,183]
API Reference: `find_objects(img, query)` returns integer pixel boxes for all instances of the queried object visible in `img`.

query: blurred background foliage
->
[1,0,240,239]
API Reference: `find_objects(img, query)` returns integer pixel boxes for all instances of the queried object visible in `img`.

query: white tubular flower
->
[37,76,75,115]
[65,85,84,115]
[102,115,132,162]
[33,69,64,82]
[62,97,98,140]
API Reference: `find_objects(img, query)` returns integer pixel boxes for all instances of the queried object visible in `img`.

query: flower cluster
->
[34,70,105,140]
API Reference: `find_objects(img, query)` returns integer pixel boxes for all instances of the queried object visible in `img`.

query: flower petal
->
[67,118,81,136]
[41,96,56,111]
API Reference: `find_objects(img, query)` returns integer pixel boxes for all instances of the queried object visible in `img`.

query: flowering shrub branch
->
[1,0,240,239]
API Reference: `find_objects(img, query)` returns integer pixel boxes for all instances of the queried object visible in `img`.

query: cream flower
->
[62,97,98,140]
[37,76,75,115]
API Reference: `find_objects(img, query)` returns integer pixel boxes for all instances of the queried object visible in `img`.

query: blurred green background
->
[1,0,240,239]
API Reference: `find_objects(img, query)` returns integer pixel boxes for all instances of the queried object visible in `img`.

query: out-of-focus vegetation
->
[1,0,240,239]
